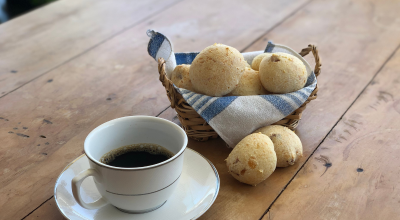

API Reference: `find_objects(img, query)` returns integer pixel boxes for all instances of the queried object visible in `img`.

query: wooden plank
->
[155,0,400,219]
[24,198,61,220]
[0,0,312,219]
[262,45,400,220]
[0,0,181,97]
[25,0,400,219]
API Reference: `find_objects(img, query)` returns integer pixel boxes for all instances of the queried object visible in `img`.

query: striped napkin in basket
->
[147,30,317,147]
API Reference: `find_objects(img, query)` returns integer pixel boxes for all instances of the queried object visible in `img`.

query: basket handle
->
[158,58,177,108]
[299,44,321,78]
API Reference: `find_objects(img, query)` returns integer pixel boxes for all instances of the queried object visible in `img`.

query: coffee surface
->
[100,143,174,168]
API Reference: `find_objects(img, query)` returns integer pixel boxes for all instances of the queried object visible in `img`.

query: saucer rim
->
[54,148,220,220]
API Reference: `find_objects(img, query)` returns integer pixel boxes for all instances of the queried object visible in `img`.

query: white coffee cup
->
[71,116,188,213]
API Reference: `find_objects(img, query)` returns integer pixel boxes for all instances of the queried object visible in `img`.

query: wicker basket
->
[158,44,321,141]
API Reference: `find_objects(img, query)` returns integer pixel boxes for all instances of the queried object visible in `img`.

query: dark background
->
[0,0,56,23]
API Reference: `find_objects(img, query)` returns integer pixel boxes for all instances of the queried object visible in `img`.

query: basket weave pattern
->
[158,45,321,141]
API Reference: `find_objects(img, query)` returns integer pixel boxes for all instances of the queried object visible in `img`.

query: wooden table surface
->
[1,0,400,219]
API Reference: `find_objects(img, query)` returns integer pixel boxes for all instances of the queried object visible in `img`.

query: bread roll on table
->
[226,133,277,186]
[254,125,303,167]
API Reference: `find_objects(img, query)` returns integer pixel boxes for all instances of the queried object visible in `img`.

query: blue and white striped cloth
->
[147,30,317,147]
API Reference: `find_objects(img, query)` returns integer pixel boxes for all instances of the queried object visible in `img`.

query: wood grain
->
[24,198,62,220]
[244,0,400,218]
[262,44,400,220]
[11,0,400,219]
[0,0,181,96]
[156,0,400,219]
[0,0,313,219]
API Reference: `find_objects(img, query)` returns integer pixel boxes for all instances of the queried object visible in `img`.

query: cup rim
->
[84,116,188,171]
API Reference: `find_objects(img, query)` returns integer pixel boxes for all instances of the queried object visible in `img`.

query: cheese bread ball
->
[229,68,269,96]
[170,64,194,91]
[189,44,247,96]
[251,53,272,71]
[259,53,307,94]
[254,125,303,167]
[226,133,277,186]
[244,60,251,68]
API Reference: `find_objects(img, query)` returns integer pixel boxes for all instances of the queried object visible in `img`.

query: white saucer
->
[54,148,220,220]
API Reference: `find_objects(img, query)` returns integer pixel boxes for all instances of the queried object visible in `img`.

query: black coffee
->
[100,143,174,168]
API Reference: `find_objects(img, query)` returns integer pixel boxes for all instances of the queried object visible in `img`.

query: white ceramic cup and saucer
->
[66,115,219,218]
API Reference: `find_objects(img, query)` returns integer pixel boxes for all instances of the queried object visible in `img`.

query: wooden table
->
[1,0,400,219]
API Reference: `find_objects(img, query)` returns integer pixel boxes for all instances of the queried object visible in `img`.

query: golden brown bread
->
[259,53,307,94]
[226,133,277,186]
[170,64,194,91]
[254,125,303,167]
[251,53,272,71]
[189,43,247,96]
[228,68,269,96]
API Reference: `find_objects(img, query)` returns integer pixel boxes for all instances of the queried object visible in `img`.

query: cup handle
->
[72,169,108,209]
